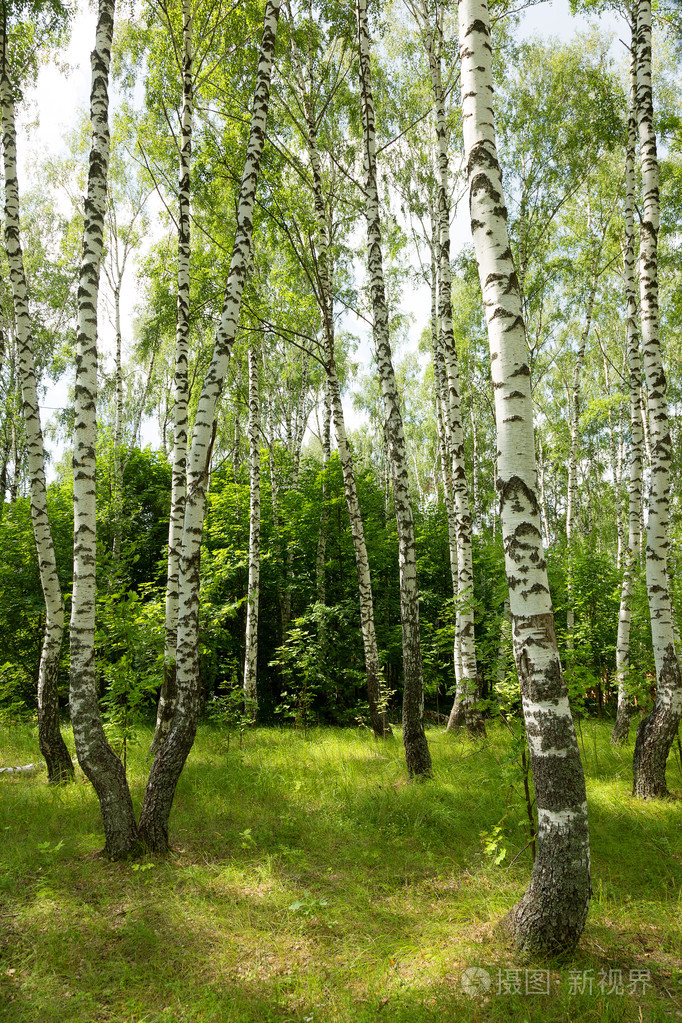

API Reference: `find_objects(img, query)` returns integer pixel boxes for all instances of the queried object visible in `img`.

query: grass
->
[0,718,680,1022]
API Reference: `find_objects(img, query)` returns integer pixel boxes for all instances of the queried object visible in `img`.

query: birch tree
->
[282,9,390,736]
[356,0,431,775]
[631,0,682,796]
[459,0,590,950]
[138,0,282,851]
[70,0,142,857]
[152,0,193,752]
[0,7,73,782]
[243,340,261,718]
[612,41,643,745]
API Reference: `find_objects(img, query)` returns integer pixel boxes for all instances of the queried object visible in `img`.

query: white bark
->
[612,58,642,748]
[632,0,682,795]
[70,0,141,857]
[460,0,590,951]
[153,0,193,753]
[0,21,73,782]
[292,42,389,736]
[357,0,430,774]
[612,57,642,748]
[139,0,281,851]
[243,341,261,719]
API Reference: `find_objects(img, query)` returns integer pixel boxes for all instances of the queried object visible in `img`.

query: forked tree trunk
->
[459,0,590,951]
[0,23,74,783]
[153,0,193,754]
[138,0,281,851]
[631,0,682,795]
[612,46,642,746]
[70,0,141,858]
[356,0,430,774]
[243,342,261,720]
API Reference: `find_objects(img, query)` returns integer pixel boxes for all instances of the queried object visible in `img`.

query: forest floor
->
[0,719,680,1023]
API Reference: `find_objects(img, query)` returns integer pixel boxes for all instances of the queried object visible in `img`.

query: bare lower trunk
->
[460,0,590,951]
[357,0,430,775]
[0,22,73,782]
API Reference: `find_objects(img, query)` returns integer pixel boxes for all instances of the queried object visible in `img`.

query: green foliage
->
[96,587,163,772]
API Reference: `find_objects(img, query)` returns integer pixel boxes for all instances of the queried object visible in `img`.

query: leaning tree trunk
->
[152,0,193,754]
[631,0,682,795]
[612,43,643,746]
[0,28,74,783]
[70,0,141,857]
[357,0,430,775]
[420,20,484,737]
[243,341,261,720]
[138,0,281,852]
[459,0,590,951]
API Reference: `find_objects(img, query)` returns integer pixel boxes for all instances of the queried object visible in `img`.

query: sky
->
[22,0,624,469]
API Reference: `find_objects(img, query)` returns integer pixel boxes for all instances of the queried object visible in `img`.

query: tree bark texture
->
[421,16,484,737]
[0,23,74,783]
[70,0,141,857]
[297,72,390,739]
[613,43,643,746]
[356,0,431,774]
[459,0,590,951]
[153,0,193,754]
[632,0,682,795]
[243,341,261,719]
[138,0,281,851]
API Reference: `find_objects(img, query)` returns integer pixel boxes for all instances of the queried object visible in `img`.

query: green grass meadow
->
[0,721,680,1022]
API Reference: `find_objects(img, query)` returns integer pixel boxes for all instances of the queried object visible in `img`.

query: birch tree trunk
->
[632,0,682,795]
[243,341,261,720]
[70,0,141,857]
[152,0,193,754]
[0,23,74,783]
[357,0,431,775]
[460,0,590,950]
[315,381,331,609]
[612,53,642,746]
[138,0,281,851]
[297,74,389,737]
[566,277,599,653]
[419,17,484,737]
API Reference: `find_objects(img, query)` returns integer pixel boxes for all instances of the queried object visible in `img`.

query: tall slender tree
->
[243,339,261,717]
[631,0,682,796]
[0,6,73,782]
[356,0,431,775]
[70,0,142,857]
[138,0,282,851]
[152,0,193,753]
[459,0,591,950]
[612,39,643,745]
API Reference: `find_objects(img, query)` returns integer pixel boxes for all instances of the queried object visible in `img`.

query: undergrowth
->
[0,720,680,1022]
